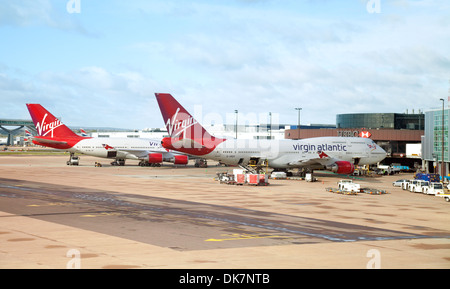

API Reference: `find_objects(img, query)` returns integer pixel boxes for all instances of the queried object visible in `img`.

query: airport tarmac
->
[0,154,449,269]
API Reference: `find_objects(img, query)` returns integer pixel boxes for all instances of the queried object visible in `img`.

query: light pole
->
[269,112,272,139]
[235,110,238,139]
[295,107,302,139]
[440,98,445,177]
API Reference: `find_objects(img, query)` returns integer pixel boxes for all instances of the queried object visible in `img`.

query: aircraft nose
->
[376,145,388,161]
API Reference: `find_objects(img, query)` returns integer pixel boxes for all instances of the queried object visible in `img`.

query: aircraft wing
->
[108,148,161,159]
[286,151,355,174]
[287,151,340,167]
[111,147,191,160]
[100,143,192,164]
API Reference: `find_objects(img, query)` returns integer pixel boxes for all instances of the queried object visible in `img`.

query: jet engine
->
[172,155,189,165]
[326,161,355,175]
[147,153,163,163]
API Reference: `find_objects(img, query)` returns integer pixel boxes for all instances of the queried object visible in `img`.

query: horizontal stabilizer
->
[32,137,68,145]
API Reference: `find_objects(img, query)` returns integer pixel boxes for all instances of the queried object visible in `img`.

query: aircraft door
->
[107,151,117,158]
[249,157,261,166]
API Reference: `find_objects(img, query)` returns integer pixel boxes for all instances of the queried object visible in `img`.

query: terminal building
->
[285,112,425,167]
[336,112,424,130]
[422,107,449,176]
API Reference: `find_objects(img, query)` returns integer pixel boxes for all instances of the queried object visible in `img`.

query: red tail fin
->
[155,93,225,155]
[26,104,80,138]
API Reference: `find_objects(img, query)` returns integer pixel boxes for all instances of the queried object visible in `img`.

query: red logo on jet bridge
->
[359,131,372,138]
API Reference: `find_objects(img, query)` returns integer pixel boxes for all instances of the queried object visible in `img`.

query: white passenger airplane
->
[155,93,387,174]
[26,104,188,166]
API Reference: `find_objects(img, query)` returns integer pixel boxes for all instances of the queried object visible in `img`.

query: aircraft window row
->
[222,151,261,154]
[80,146,151,149]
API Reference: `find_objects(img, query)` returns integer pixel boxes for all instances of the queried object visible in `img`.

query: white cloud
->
[1,0,449,128]
[0,0,53,27]
[0,65,167,128]
[0,0,91,36]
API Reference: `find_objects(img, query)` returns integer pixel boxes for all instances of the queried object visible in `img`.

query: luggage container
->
[247,174,259,185]
[236,174,246,185]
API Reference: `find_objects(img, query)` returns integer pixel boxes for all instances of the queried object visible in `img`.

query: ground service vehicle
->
[404,180,418,191]
[436,192,450,202]
[401,180,412,190]
[338,180,361,193]
[422,182,444,195]
[409,180,429,193]
[393,179,409,187]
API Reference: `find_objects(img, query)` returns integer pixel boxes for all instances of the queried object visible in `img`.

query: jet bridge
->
[0,119,36,145]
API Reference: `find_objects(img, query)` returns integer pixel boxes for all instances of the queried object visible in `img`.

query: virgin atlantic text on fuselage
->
[292,143,347,153]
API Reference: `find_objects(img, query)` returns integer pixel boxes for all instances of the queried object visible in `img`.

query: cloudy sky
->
[1,0,449,129]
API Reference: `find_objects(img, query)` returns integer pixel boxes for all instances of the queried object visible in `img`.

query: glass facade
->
[423,108,450,175]
[432,111,449,162]
[336,113,424,130]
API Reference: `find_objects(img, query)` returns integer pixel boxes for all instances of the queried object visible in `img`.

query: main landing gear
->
[110,159,125,166]
[138,160,161,167]
[67,153,79,166]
